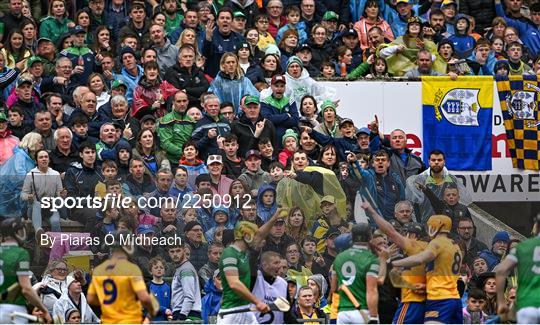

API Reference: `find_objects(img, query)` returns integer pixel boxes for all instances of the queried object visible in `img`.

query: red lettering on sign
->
[407,134,422,156]
[492,133,510,158]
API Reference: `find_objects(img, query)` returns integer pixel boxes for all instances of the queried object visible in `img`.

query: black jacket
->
[64,163,103,198]
[230,113,276,158]
[50,146,79,174]
[163,63,209,106]
[308,41,334,70]
[459,0,496,34]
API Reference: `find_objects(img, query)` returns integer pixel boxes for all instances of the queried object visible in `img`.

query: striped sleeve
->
[366,256,380,277]
[222,256,239,272]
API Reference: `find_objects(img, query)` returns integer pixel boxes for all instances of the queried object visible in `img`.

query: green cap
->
[111,79,127,89]
[320,99,337,112]
[26,56,44,68]
[0,112,7,122]
[323,11,339,21]
[282,128,298,146]
[244,95,260,105]
[233,11,246,19]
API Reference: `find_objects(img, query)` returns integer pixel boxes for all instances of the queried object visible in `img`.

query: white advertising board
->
[319,81,540,202]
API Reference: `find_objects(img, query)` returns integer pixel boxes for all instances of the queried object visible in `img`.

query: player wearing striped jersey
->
[332,223,380,324]
[0,218,52,324]
[362,202,427,324]
[392,214,463,324]
[496,215,540,324]
[217,221,270,324]
[87,231,158,324]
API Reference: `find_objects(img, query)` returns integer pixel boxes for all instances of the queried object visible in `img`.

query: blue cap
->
[70,25,86,35]
[356,127,371,136]
[492,231,510,245]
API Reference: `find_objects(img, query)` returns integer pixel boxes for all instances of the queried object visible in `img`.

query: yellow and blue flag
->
[422,76,493,170]
[496,75,540,171]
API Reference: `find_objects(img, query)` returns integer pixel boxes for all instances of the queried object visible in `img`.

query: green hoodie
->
[158,110,195,162]
[39,16,73,45]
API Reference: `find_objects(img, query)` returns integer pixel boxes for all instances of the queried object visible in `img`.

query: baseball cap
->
[356,127,371,136]
[136,224,155,235]
[320,195,336,204]
[441,0,457,7]
[184,221,202,232]
[323,11,339,21]
[245,149,261,160]
[395,0,410,4]
[244,95,260,105]
[0,112,7,122]
[70,25,86,35]
[26,56,44,68]
[37,37,53,45]
[342,28,357,38]
[294,43,311,54]
[120,46,137,59]
[207,154,223,165]
[233,11,246,19]
[111,79,128,90]
[140,115,156,124]
[16,77,33,87]
[271,74,286,85]
[327,231,340,238]
[339,118,354,128]
[235,41,250,51]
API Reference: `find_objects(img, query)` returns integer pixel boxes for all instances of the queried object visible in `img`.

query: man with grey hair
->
[150,24,178,73]
[108,95,140,144]
[95,122,131,161]
[51,127,78,174]
[191,93,231,160]
[393,200,415,226]
[41,57,78,108]
[67,91,107,138]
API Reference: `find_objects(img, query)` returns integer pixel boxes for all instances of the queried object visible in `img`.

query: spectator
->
[198,243,224,286]
[478,231,510,271]
[238,149,272,196]
[495,0,540,58]
[208,52,259,114]
[286,286,325,323]
[191,94,231,159]
[183,221,209,270]
[354,0,394,51]
[0,111,20,165]
[116,46,143,104]
[143,168,174,217]
[164,45,209,107]
[33,260,77,314]
[462,288,489,324]
[52,276,98,323]
[285,206,309,243]
[276,6,308,45]
[132,129,170,180]
[246,52,283,85]
[132,61,179,119]
[506,41,531,75]
[171,240,202,321]
[267,0,287,38]
[254,14,277,51]
[308,24,333,70]
[59,26,96,88]
[158,90,195,165]
[147,257,172,321]
[403,49,445,78]
[203,8,245,77]
[150,24,178,72]
[1,30,31,69]
[1,0,27,43]
[119,1,151,49]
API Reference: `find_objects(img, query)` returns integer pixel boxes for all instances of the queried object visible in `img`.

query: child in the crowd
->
[320,61,336,78]
[256,185,277,222]
[279,129,298,166]
[95,160,119,198]
[494,60,510,77]
[448,14,476,59]
[70,115,98,150]
[201,270,222,324]
[255,13,276,51]
[258,137,275,171]
[221,134,244,179]
[276,6,308,44]
[116,141,132,181]
[7,105,31,140]
[366,57,390,78]
[147,257,172,321]
[205,206,232,243]
[462,288,488,324]
[311,195,349,253]
[269,161,285,188]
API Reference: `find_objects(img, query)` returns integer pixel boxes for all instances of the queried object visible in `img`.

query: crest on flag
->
[436,88,481,126]
[505,89,536,120]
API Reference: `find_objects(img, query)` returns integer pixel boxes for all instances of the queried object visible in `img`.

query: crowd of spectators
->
[0,0,536,323]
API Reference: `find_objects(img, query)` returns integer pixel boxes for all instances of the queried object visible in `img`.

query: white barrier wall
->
[319,81,540,202]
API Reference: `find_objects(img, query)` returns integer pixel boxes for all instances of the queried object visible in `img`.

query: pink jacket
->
[354,17,395,50]
[0,136,19,165]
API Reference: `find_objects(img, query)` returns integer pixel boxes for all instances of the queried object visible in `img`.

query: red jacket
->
[132,79,178,119]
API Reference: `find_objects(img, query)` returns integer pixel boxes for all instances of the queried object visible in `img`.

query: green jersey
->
[333,245,379,311]
[508,236,540,309]
[0,243,31,306]
[219,245,251,309]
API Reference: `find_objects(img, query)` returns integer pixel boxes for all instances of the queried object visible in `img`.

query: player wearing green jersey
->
[496,215,540,324]
[0,218,52,324]
[332,223,380,324]
[217,221,270,324]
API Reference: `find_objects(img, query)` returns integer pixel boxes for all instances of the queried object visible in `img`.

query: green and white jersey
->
[219,245,251,309]
[508,236,540,309]
[0,243,31,306]
[333,245,379,311]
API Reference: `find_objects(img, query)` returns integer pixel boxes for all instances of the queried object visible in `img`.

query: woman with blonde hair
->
[175,28,204,68]
[208,52,259,114]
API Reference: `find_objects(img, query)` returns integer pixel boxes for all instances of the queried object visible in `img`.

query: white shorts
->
[0,304,29,324]
[337,309,369,324]
[217,304,258,325]
[517,307,540,324]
